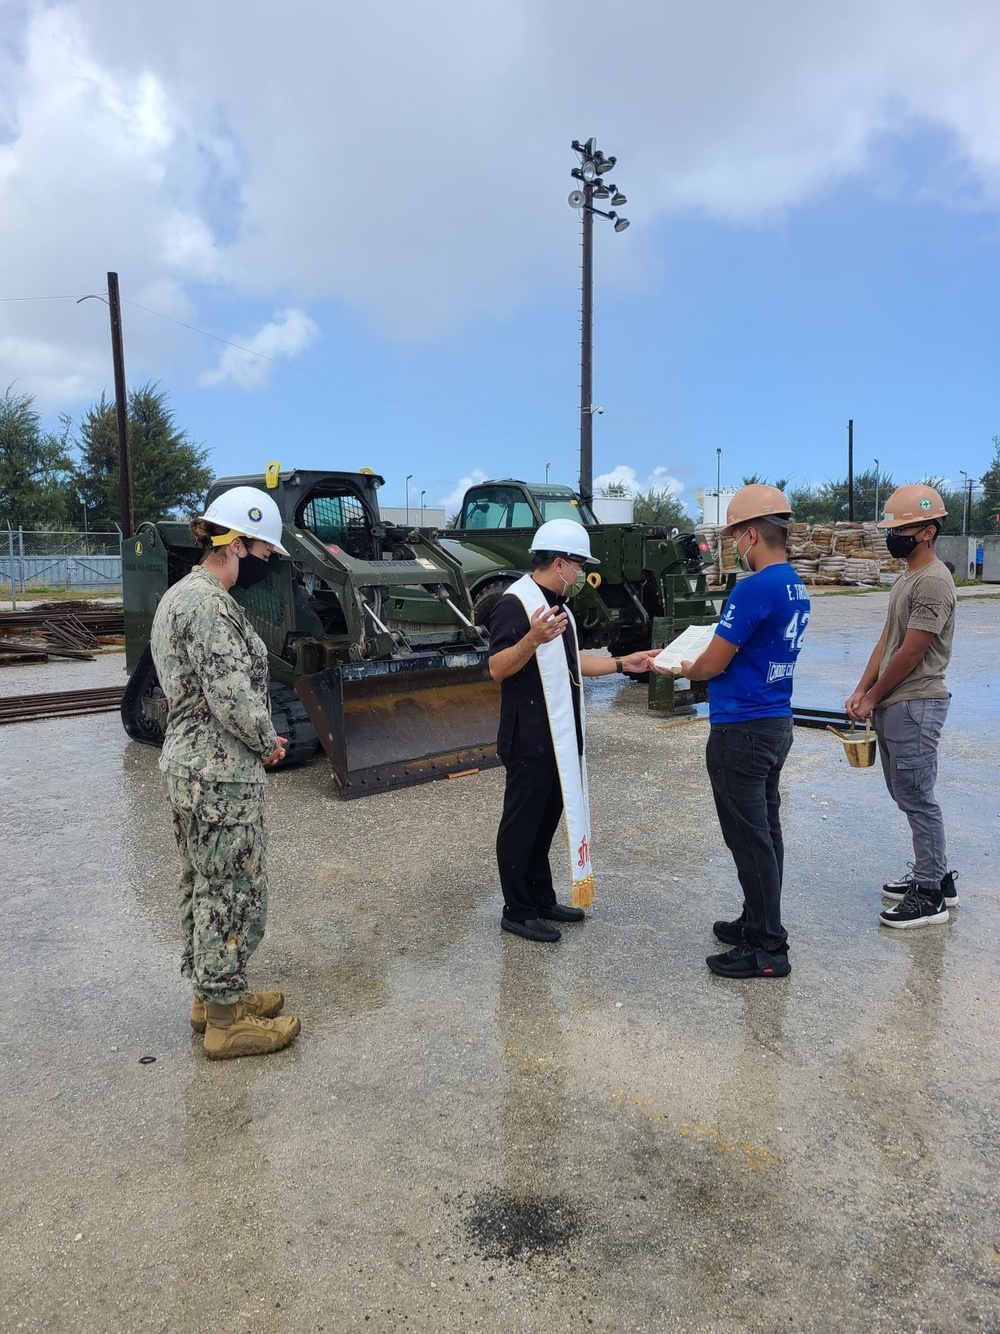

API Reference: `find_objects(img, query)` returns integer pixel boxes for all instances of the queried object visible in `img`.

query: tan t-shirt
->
[878,559,955,706]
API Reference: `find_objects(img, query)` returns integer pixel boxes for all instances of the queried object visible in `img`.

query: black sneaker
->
[882,864,917,900]
[706,943,790,979]
[713,917,746,946]
[879,884,948,930]
[940,870,959,907]
[883,868,958,907]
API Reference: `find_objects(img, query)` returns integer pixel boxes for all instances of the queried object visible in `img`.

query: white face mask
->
[559,560,586,594]
[732,529,757,572]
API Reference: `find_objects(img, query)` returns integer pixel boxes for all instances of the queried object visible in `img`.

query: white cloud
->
[438,469,488,514]
[595,463,686,499]
[2,0,1000,402]
[199,309,319,390]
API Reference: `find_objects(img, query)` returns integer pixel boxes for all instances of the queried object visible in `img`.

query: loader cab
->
[296,482,378,561]
[457,481,596,529]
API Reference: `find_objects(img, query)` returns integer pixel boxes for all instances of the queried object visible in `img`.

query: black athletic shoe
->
[883,868,958,907]
[713,917,746,946]
[501,916,561,943]
[706,943,790,979]
[538,903,586,923]
[879,885,948,930]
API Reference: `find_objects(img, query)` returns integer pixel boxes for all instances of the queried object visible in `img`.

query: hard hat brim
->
[720,514,792,537]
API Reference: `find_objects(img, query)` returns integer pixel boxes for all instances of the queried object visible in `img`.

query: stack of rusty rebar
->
[0,601,125,663]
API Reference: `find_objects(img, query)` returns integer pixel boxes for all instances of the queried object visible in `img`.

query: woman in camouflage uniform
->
[151,485,301,1059]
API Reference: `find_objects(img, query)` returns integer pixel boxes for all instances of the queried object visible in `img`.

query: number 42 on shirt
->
[784,611,810,653]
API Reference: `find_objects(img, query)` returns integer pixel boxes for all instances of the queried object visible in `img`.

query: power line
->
[0,286,572,452]
[121,297,570,449]
[0,294,96,302]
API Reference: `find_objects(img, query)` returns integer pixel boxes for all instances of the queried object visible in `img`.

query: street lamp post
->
[716,448,722,523]
[959,470,969,535]
[569,138,630,503]
[545,463,550,483]
[405,473,413,525]
[874,459,880,521]
[420,489,426,523]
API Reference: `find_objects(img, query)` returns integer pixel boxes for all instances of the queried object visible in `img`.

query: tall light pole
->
[569,138,630,503]
[405,473,413,525]
[960,470,969,535]
[847,419,855,521]
[545,462,550,483]
[420,489,426,523]
[873,459,880,521]
[716,448,722,523]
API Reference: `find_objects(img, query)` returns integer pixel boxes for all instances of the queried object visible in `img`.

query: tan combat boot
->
[202,1001,301,1060]
[190,990,285,1034]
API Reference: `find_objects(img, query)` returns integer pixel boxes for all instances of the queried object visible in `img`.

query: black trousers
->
[496,754,564,921]
[706,717,793,955]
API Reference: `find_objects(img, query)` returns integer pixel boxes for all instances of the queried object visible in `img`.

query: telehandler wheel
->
[472,577,518,627]
[268,683,320,768]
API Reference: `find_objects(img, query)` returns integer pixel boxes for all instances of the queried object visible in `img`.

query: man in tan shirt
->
[845,484,956,929]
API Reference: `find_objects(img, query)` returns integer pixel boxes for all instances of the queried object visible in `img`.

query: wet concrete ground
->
[2,589,999,1333]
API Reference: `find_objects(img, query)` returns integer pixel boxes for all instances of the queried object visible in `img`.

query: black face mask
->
[885,531,922,559]
[234,551,271,588]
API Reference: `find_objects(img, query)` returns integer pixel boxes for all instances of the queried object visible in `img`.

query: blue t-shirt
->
[709,564,811,724]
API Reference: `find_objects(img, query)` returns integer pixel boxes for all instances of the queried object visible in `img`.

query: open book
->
[653,623,718,675]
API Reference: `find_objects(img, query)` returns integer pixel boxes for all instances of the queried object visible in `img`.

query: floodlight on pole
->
[873,459,880,521]
[568,135,631,502]
[405,473,413,525]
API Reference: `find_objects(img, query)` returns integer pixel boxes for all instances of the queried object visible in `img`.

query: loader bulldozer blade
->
[295,650,501,798]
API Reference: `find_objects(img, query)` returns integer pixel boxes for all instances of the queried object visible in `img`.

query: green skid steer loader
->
[121,464,500,798]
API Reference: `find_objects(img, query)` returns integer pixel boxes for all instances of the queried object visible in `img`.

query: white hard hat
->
[199,485,290,556]
[529,517,599,565]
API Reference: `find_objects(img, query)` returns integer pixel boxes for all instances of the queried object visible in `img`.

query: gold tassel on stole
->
[572,874,595,909]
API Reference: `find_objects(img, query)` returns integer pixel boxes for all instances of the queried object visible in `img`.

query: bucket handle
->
[826,716,873,744]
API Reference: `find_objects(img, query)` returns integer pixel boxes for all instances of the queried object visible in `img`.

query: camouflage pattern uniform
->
[151,565,279,1004]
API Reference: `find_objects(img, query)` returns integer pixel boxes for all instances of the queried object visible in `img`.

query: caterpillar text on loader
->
[121,464,500,798]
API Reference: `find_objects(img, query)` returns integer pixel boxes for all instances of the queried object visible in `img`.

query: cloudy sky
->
[2,0,998,517]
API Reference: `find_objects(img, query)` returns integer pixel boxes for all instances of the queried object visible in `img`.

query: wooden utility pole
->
[106,272,134,538]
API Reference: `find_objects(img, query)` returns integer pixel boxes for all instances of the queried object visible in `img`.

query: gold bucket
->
[826,718,876,769]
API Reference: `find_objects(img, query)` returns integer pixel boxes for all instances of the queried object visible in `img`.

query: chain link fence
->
[1,529,122,605]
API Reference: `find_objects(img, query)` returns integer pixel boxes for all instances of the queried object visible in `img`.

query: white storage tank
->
[592,495,635,524]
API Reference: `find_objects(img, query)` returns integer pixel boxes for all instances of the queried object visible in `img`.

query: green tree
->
[632,486,692,529]
[787,469,893,525]
[72,383,213,530]
[0,388,73,529]
[975,436,1000,533]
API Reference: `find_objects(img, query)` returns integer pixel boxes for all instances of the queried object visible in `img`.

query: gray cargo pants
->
[872,697,949,891]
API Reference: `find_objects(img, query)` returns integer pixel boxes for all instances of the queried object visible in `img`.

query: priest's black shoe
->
[501,916,561,943]
[539,903,585,923]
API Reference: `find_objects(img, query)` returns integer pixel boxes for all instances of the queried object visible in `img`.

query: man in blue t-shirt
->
[651,484,810,978]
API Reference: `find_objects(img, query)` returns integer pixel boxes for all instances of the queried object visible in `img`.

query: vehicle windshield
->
[534,493,597,524]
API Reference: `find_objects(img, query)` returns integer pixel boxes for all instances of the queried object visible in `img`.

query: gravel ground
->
[2,588,999,1333]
